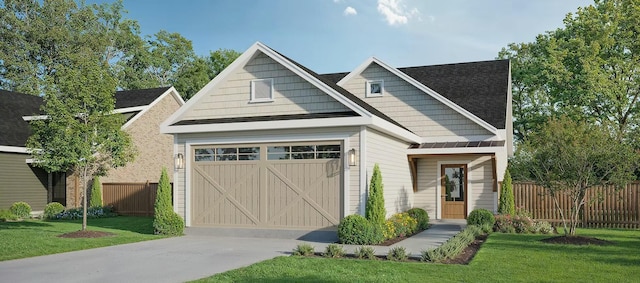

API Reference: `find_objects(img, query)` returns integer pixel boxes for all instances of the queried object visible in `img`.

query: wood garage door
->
[191,142,342,228]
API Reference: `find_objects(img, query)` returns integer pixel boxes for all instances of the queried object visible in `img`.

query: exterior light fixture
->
[174,153,184,170]
[348,148,357,166]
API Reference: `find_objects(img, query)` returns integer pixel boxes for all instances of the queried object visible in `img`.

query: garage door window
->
[267,144,340,160]
[195,147,260,162]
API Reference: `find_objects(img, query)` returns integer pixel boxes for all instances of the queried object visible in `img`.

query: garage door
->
[191,142,342,228]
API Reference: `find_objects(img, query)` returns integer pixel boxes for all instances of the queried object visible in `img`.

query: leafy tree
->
[498,169,515,215]
[512,117,638,235]
[27,45,135,231]
[153,167,184,235]
[173,48,241,100]
[206,49,241,79]
[90,176,103,208]
[499,0,640,144]
[365,164,386,226]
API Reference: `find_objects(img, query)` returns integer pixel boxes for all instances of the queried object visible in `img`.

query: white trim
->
[359,126,367,216]
[163,116,371,134]
[370,116,421,143]
[113,106,147,114]
[436,160,471,219]
[250,78,274,103]
[183,132,352,227]
[407,146,504,155]
[25,158,34,164]
[343,137,350,219]
[22,115,48,121]
[365,80,384,97]
[421,135,502,143]
[337,57,498,135]
[122,87,185,129]
[0,146,28,153]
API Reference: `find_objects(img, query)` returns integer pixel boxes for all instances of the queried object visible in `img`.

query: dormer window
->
[366,80,384,97]
[250,78,274,102]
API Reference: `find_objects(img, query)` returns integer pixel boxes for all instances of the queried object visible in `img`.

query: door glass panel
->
[443,166,465,201]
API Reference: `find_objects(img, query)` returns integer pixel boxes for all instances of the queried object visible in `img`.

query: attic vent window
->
[366,80,384,97]
[250,78,274,103]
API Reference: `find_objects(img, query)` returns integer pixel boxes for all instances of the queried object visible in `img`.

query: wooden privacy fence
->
[513,182,640,229]
[102,182,172,216]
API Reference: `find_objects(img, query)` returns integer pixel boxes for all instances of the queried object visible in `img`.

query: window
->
[194,147,260,162]
[267,144,341,160]
[250,78,274,102]
[366,80,384,97]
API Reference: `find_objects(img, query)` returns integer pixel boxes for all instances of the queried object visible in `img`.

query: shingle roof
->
[0,90,44,147]
[321,60,510,129]
[0,87,170,147]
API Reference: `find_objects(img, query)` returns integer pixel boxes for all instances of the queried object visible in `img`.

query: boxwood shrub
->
[467,208,495,226]
[338,214,383,245]
[10,201,31,219]
[407,208,429,230]
[44,202,65,219]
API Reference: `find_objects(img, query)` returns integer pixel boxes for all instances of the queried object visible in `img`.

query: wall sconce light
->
[174,153,184,170]
[348,148,357,166]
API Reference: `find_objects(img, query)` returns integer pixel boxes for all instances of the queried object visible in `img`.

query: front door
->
[441,164,467,219]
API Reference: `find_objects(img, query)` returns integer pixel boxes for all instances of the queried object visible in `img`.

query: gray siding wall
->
[413,155,495,219]
[341,63,492,138]
[173,126,361,222]
[0,152,48,211]
[182,52,349,120]
[365,129,413,217]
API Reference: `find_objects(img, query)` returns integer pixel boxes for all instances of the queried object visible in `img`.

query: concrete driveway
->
[0,230,307,283]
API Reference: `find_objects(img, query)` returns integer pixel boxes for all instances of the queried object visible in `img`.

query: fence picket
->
[102,182,171,216]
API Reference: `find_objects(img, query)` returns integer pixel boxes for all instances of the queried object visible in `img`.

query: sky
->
[92,0,594,74]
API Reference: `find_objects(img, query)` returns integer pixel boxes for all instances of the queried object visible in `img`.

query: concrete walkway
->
[0,220,465,283]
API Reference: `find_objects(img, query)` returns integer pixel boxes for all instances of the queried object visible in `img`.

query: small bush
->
[90,177,103,208]
[292,244,315,256]
[512,215,535,233]
[532,220,553,234]
[10,202,31,219]
[52,205,117,220]
[387,246,408,261]
[389,212,418,238]
[467,208,495,226]
[338,214,383,245]
[494,214,514,233]
[0,209,18,222]
[44,202,65,219]
[407,208,429,230]
[355,246,377,260]
[323,244,345,258]
[382,220,396,240]
[365,164,386,226]
[498,169,515,215]
[154,168,184,236]
[480,223,494,234]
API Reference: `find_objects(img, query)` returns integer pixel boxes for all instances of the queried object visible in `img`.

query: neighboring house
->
[161,42,513,229]
[0,87,184,211]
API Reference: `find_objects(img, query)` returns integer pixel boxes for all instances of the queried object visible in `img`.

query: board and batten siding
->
[414,155,495,218]
[173,126,361,221]
[0,152,48,211]
[365,129,413,217]
[340,63,492,138]
[182,52,350,121]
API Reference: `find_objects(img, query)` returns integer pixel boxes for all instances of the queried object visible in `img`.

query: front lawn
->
[196,229,640,282]
[0,216,165,261]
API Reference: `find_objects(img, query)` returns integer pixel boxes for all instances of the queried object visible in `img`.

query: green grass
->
[195,229,640,283]
[0,216,166,261]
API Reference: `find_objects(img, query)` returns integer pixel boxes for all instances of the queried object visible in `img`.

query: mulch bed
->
[58,230,115,238]
[541,235,612,246]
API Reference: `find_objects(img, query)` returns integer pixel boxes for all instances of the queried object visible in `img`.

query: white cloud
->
[377,0,421,26]
[344,6,357,16]
[333,0,342,3]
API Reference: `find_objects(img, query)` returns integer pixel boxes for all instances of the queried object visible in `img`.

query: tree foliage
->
[0,0,240,100]
[365,164,386,226]
[153,167,184,235]
[511,117,639,235]
[498,169,515,215]
[498,0,640,144]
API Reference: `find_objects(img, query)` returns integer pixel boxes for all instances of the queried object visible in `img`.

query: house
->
[0,87,184,211]
[161,42,512,229]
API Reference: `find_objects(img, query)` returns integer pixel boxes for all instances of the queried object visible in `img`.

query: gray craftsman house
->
[161,42,513,228]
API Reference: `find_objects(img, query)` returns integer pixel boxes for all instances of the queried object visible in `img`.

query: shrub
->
[407,208,429,230]
[323,244,345,258]
[494,214,515,233]
[382,219,396,240]
[10,202,31,219]
[0,209,18,222]
[422,225,484,262]
[53,205,117,220]
[153,167,184,235]
[292,244,315,256]
[467,208,495,226]
[498,169,515,215]
[44,202,65,219]
[338,214,383,245]
[515,206,533,218]
[90,177,103,208]
[355,246,377,260]
[512,215,535,233]
[388,212,418,238]
[387,246,408,261]
[480,223,494,234]
[532,220,553,234]
[365,164,386,226]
